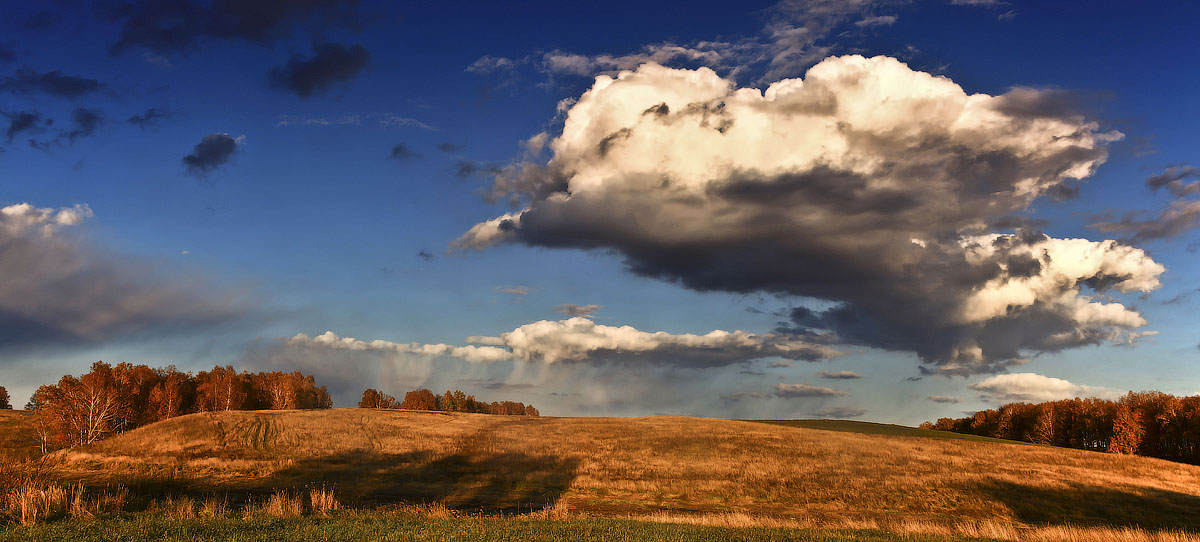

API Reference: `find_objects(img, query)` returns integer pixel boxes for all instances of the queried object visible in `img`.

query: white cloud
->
[1,202,93,235]
[455,55,1155,375]
[928,395,961,404]
[969,373,1120,403]
[854,15,897,27]
[286,316,842,367]
[289,330,515,364]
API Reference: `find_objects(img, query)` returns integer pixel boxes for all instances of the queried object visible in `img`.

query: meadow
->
[4,408,1200,541]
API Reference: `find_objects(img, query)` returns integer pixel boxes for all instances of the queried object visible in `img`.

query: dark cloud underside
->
[103,0,362,55]
[0,68,105,98]
[267,42,369,98]
[182,133,238,176]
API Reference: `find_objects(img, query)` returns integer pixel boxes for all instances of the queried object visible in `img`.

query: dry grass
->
[244,490,305,519]
[197,495,230,519]
[307,483,340,515]
[0,411,40,461]
[1,478,127,526]
[19,409,1200,538]
[156,495,196,519]
[633,512,1200,542]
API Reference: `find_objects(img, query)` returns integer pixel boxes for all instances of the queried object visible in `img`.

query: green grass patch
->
[0,513,996,542]
[749,420,1027,445]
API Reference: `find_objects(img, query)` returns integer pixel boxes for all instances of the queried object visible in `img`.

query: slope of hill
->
[751,419,1027,444]
[40,409,1200,534]
[0,410,39,460]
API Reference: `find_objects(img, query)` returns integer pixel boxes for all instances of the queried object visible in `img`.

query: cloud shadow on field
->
[264,447,579,514]
[973,479,1200,530]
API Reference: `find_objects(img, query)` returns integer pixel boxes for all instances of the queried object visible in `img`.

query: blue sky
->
[0,0,1197,423]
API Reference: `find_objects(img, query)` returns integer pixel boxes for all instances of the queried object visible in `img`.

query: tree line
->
[359,388,539,416]
[18,361,332,450]
[922,391,1200,464]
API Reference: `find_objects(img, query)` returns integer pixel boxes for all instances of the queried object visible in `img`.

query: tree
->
[148,368,194,421]
[195,365,246,411]
[1110,401,1145,455]
[359,388,397,409]
[399,389,438,410]
[0,386,10,409]
[1032,404,1056,445]
[39,362,134,446]
[112,362,161,426]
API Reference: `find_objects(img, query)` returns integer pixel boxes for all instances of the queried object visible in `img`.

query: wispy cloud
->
[774,383,847,398]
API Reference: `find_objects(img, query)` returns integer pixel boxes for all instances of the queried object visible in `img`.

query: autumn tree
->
[1110,401,1145,455]
[147,368,194,421]
[37,362,134,446]
[195,365,247,411]
[1032,404,1056,445]
[370,387,538,416]
[359,388,397,409]
[399,389,437,410]
[921,391,1200,464]
[111,362,161,426]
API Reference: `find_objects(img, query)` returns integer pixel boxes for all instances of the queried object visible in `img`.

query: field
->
[4,409,1200,541]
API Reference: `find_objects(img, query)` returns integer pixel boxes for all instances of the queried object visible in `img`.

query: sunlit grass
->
[5,409,1200,540]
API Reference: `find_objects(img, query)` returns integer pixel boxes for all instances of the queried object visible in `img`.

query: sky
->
[0,0,1197,424]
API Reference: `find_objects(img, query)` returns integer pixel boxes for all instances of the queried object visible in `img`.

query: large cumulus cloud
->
[0,203,246,352]
[453,55,1163,375]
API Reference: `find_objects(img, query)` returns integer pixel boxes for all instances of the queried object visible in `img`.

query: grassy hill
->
[0,410,39,461]
[34,410,1200,528]
[750,419,1029,444]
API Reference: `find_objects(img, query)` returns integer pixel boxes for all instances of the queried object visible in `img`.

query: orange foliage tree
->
[924,391,1200,464]
[359,387,539,416]
[359,388,397,409]
[25,362,333,450]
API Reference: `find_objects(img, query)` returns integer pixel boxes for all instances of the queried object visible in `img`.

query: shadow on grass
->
[974,479,1200,531]
[260,449,579,514]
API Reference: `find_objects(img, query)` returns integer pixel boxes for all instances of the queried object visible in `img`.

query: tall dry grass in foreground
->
[16,409,1200,538]
[0,456,127,526]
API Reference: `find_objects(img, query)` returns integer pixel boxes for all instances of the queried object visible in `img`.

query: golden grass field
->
[6,408,1200,541]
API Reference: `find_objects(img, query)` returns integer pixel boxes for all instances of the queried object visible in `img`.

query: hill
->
[32,408,1200,537]
[0,410,39,461]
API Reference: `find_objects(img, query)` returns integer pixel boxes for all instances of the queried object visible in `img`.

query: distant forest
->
[15,361,332,451]
[923,391,1200,464]
[359,388,539,417]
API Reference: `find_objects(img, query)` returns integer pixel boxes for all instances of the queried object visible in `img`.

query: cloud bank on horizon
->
[283,316,841,367]
[454,55,1164,376]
